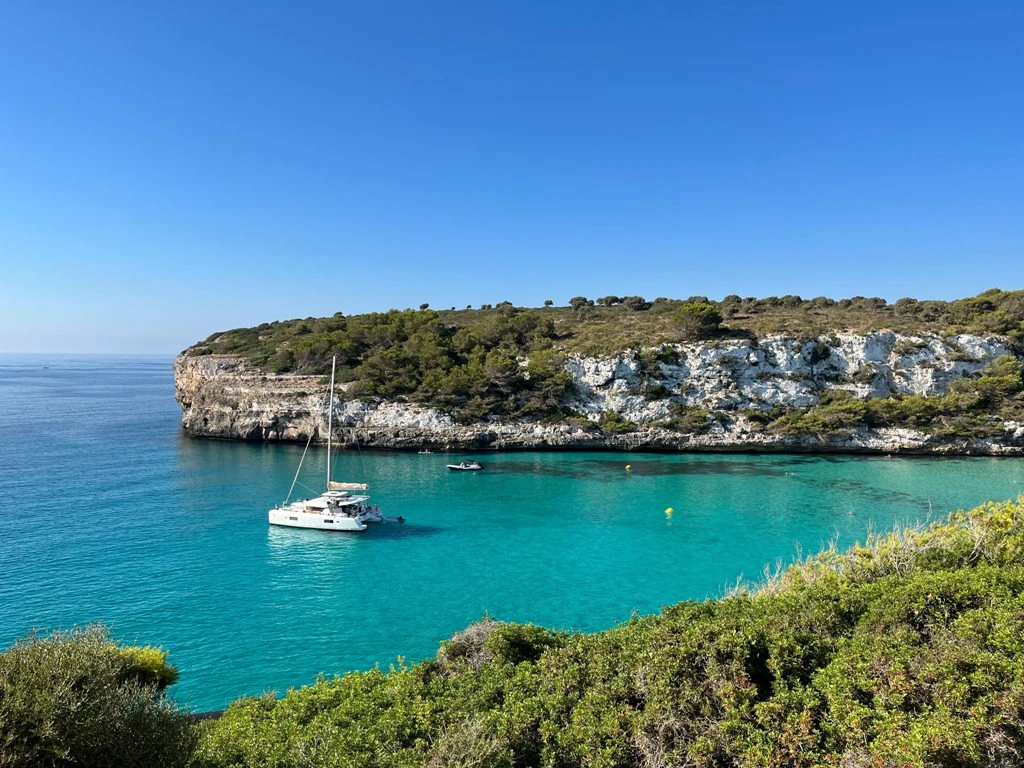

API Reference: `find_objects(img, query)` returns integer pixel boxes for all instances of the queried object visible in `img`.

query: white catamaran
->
[268,356,398,531]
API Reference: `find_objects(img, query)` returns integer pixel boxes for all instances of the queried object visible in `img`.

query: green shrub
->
[893,338,926,357]
[850,363,877,384]
[663,405,712,433]
[427,716,512,768]
[673,302,723,340]
[655,347,681,365]
[0,626,194,768]
[621,295,650,311]
[597,411,637,434]
[642,382,670,400]
[483,623,564,666]
[769,390,873,435]
[806,340,832,366]
[117,644,180,690]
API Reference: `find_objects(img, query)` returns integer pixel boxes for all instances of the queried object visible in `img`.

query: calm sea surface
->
[2,354,1024,711]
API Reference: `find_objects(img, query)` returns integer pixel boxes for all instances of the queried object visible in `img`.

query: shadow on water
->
[489,458,804,481]
[815,479,920,503]
[485,454,997,502]
[267,525,362,552]
[363,523,445,540]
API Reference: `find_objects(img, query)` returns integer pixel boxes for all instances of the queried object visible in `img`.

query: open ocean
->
[2,353,1024,712]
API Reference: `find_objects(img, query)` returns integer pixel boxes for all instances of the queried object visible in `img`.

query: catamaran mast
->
[326,355,336,489]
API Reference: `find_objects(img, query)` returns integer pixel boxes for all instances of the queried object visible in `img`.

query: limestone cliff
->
[174,332,1024,454]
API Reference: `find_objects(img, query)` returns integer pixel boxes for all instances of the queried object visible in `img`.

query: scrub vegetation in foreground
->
[182,289,1024,432]
[0,627,193,767]
[7,497,1024,766]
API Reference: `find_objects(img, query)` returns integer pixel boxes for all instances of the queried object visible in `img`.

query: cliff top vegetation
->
[186,288,1024,370]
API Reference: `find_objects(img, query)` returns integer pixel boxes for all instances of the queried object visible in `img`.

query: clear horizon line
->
[0,350,181,357]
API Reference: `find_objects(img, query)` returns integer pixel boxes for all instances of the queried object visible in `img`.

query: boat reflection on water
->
[265,525,362,586]
[267,521,443,562]
[266,524,361,557]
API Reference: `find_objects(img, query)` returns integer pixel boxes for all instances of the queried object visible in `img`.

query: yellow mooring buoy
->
[625,464,631,471]
[665,507,674,516]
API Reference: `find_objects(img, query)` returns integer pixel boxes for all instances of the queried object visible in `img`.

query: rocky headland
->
[175,331,1024,455]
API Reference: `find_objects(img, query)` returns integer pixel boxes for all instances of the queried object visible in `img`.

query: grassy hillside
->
[189,496,1024,767]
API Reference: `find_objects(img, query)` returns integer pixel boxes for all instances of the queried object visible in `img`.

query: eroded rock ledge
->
[174,332,1024,455]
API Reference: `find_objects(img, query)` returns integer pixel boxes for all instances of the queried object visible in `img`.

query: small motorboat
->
[417,448,433,454]
[447,460,483,471]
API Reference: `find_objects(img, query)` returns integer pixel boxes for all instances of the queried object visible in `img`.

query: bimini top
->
[328,481,369,491]
[299,491,370,509]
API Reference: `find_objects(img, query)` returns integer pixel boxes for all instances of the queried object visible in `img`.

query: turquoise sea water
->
[2,354,1024,711]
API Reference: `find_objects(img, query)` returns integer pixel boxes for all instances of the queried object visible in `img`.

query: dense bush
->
[660,404,712,433]
[193,497,1024,768]
[202,308,574,421]
[672,301,723,340]
[0,625,194,768]
[597,411,638,434]
[621,296,651,311]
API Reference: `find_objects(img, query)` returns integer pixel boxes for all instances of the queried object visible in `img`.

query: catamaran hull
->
[268,508,367,531]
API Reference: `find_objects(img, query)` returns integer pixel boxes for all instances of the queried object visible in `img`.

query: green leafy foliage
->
[596,411,638,434]
[673,301,723,340]
[198,308,573,420]
[194,497,1024,768]
[660,404,712,433]
[0,625,194,768]
[191,290,1024,366]
[117,644,181,690]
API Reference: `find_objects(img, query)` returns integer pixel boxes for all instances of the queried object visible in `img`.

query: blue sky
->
[1,1,1022,353]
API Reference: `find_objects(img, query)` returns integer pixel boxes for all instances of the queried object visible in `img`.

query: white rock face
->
[174,332,1022,454]
[564,332,1014,424]
[173,355,454,443]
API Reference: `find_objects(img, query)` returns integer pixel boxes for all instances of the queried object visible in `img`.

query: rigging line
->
[294,479,320,497]
[284,432,314,505]
[353,424,367,480]
[326,356,336,487]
